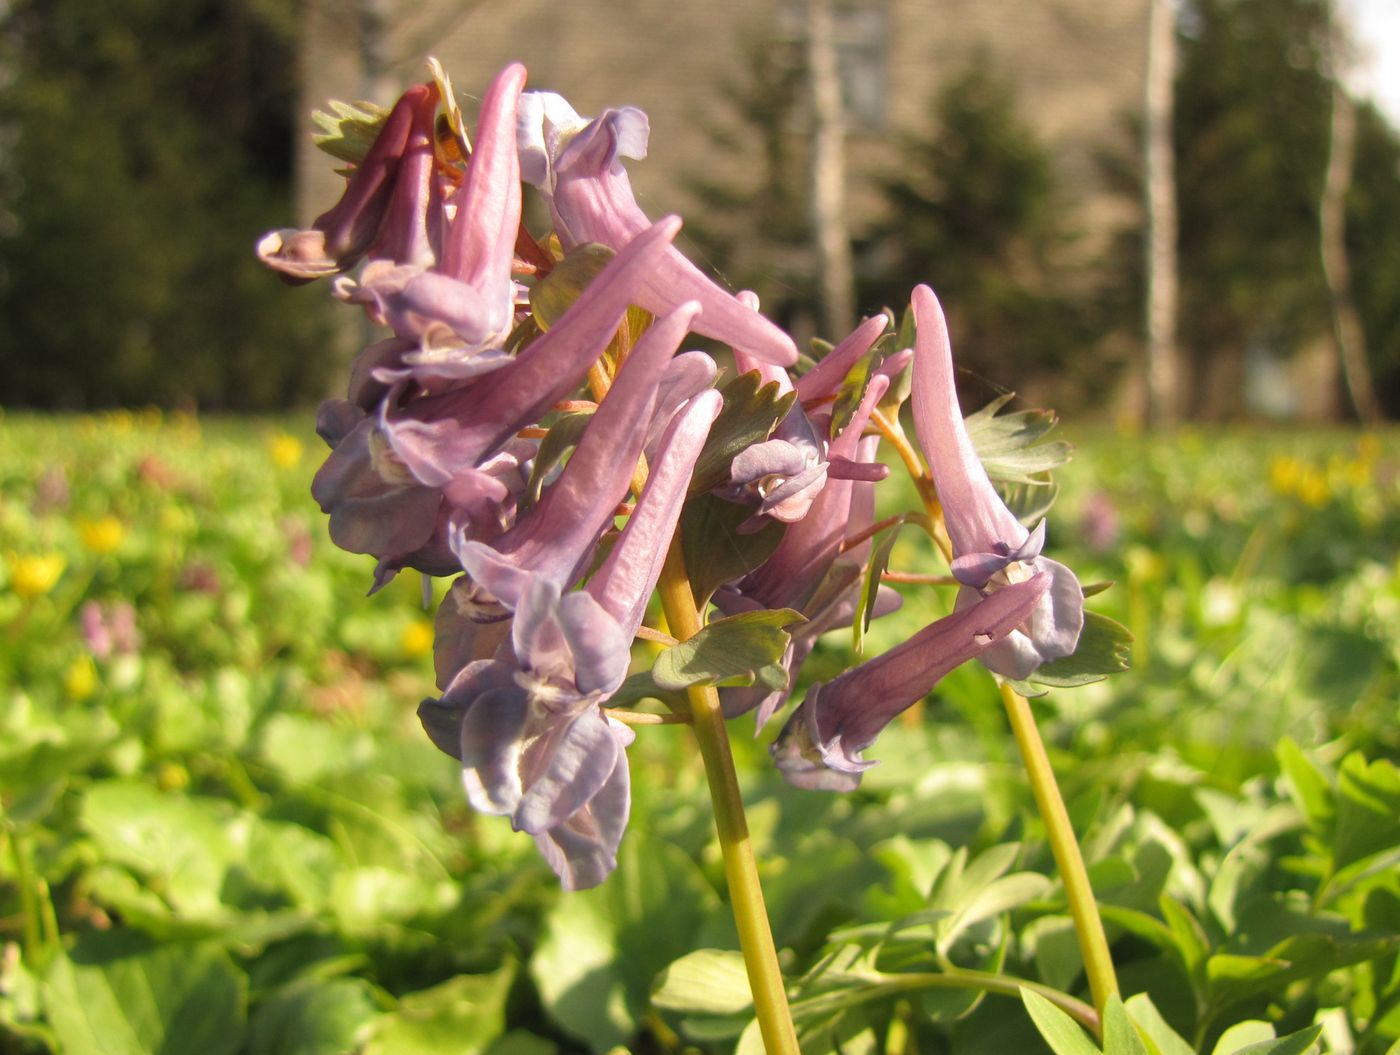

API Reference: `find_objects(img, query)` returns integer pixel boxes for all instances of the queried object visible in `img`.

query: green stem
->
[794,967,1099,1035]
[999,681,1118,1025]
[657,540,799,1055]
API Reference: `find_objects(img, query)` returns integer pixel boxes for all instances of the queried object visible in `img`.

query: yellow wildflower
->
[268,432,305,469]
[7,552,66,599]
[1269,456,1304,497]
[65,655,97,700]
[1296,467,1330,508]
[78,515,125,555]
[401,618,435,659]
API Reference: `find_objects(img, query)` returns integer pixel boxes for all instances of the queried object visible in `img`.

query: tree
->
[861,64,1109,398]
[0,0,334,409]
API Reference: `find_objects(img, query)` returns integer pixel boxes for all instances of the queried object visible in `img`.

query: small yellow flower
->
[1357,433,1381,464]
[400,618,435,659]
[78,515,125,555]
[268,432,305,469]
[1296,467,1330,508]
[65,654,97,700]
[6,552,66,599]
[1269,456,1304,497]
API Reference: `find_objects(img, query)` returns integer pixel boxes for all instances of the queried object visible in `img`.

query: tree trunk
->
[806,0,856,339]
[1319,6,1380,424]
[1143,0,1181,427]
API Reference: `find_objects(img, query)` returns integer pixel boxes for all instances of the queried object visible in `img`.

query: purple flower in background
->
[258,82,440,282]
[518,93,798,366]
[772,574,1050,791]
[910,285,1083,680]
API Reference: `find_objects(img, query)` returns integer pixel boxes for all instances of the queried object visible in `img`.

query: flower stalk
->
[656,539,800,1055]
[999,679,1119,1026]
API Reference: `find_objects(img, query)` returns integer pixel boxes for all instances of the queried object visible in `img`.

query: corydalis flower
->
[518,93,798,366]
[418,390,722,889]
[772,574,1050,791]
[909,285,1084,680]
[341,63,526,375]
[258,82,440,282]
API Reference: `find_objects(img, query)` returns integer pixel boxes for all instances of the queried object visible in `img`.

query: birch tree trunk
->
[807,0,856,339]
[1319,6,1380,423]
[1143,0,1180,427]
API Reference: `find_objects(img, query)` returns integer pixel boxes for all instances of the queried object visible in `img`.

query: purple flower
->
[719,375,896,727]
[910,285,1083,680]
[257,82,440,282]
[518,94,798,366]
[339,64,527,380]
[772,575,1050,791]
[456,300,700,602]
[419,387,721,888]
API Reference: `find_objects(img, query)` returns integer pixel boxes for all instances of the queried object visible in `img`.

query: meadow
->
[0,411,1396,1054]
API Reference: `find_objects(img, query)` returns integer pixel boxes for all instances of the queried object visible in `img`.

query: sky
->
[1346,0,1400,126]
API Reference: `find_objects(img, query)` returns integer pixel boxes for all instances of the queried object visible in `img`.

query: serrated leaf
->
[1028,611,1133,688]
[965,394,1074,484]
[999,477,1062,525]
[310,99,390,165]
[689,371,796,496]
[852,520,903,656]
[530,244,616,330]
[679,492,786,608]
[651,950,753,1016]
[1020,988,1102,1055]
[652,609,804,691]
[1103,996,1150,1055]
[1334,752,1400,872]
[523,411,593,508]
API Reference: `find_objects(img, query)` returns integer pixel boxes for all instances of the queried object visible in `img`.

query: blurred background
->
[2,0,1398,422]
[1,4,1399,1054]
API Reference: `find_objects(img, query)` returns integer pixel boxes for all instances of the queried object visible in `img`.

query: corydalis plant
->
[262,56,1127,1054]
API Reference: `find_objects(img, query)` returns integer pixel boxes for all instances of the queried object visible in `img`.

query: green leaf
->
[652,609,804,691]
[828,346,877,437]
[1334,752,1400,872]
[531,833,720,1053]
[1026,611,1134,689]
[1227,1024,1323,1055]
[679,492,786,608]
[1210,1022,1276,1055]
[364,965,514,1055]
[1159,895,1210,979]
[852,520,903,656]
[311,99,391,165]
[247,977,380,1055]
[965,394,1074,484]
[1020,988,1101,1055]
[529,244,616,330]
[1275,738,1335,835]
[43,937,246,1055]
[1125,992,1195,1055]
[81,780,239,920]
[1103,996,1150,1055]
[651,950,753,1016]
[689,371,796,496]
[523,411,594,508]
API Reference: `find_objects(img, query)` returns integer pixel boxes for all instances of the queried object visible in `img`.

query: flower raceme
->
[261,61,1097,888]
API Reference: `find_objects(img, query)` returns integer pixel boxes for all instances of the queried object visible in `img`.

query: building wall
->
[299,0,1149,249]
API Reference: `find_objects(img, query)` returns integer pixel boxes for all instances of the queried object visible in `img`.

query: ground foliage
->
[0,413,1397,1053]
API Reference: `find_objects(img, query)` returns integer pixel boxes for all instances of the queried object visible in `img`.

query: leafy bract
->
[652,608,804,691]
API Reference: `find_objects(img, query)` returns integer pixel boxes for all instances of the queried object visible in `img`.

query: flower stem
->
[657,539,799,1055]
[998,680,1118,1025]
